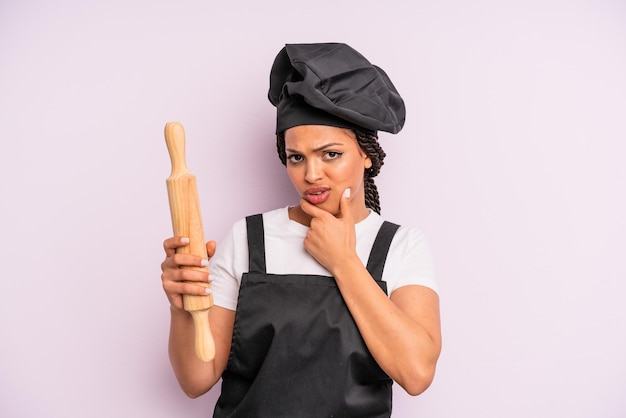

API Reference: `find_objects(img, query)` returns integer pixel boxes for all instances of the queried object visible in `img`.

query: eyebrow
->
[286,142,344,153]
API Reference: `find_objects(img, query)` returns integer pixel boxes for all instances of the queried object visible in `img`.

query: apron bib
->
[214,214,400,418]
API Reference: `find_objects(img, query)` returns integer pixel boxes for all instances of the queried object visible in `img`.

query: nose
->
[304,159,323,183]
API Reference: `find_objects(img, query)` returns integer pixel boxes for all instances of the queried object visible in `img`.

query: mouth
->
[303,187,331,204]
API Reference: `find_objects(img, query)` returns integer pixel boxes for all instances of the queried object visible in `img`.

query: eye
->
[287,154,303,164]
[323,151,342,160]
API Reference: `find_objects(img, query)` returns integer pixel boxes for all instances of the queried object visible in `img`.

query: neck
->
[288,206,312,226]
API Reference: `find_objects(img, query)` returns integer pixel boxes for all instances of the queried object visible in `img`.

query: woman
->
[161,43,441,417]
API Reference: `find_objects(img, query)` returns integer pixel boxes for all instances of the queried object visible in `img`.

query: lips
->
[303,187,331,204]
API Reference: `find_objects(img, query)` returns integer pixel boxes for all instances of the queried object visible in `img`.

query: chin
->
[304,198,333,212]
[319,201,341,215]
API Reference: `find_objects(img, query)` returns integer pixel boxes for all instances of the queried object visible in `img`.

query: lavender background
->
[1,0,625,417]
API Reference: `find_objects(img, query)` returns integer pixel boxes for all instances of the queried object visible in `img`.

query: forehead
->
[284,125,357,149]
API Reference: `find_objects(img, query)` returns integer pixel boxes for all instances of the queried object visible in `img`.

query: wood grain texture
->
[165,122,215,362]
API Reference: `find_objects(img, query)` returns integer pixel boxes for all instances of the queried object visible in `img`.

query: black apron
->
[214,214,400,418]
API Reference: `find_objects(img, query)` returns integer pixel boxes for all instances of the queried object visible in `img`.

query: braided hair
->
[276,129,386,214]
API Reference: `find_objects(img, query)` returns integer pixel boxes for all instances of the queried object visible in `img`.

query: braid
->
[276,129,386,214]
[276,131,287,165]
[353,129,385,214]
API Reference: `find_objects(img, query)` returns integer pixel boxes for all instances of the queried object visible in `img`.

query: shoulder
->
[260,206,291,226]
[394,225,429,248]
[359,214,421,244]
[376,216,438,294]
[228,207,290,236]
[371,212,428,247]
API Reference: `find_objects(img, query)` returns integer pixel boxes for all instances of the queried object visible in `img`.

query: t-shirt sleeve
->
[384,227,438,295]
[209,219,248,311]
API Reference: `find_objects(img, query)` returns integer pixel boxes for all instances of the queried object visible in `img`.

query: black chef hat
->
[268,43,406,135]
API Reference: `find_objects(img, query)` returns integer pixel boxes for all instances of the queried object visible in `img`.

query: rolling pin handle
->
[164,122,189,178]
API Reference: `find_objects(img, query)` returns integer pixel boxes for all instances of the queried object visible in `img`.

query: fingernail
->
[181,237,190,244]
[344,188,351,198]
[201,259,209,267]
[205,288,212,294]
[207,274,214,282]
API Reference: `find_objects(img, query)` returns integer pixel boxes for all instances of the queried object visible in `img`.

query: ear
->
[364,155,372,169]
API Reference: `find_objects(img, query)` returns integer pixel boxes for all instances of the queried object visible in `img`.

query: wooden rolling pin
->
[164,121,215,362]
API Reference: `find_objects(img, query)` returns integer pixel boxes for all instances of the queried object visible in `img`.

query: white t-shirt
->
[210,206,437,311]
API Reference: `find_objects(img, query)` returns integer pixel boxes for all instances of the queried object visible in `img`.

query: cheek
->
[286,166,301,188]
[337,158,366,183]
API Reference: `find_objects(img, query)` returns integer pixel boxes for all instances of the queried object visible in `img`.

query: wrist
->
[170,304,189,317]
[330,253,363,280]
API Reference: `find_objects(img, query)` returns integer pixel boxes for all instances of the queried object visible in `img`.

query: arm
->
[161,237,235,398]
[332,260,441,395]
[300,194,441,395]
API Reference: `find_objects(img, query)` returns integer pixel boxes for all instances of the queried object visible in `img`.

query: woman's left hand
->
[300,188,358,274]
[302,188,441,396]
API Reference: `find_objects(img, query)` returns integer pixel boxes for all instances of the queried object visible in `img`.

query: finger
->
[206,240,217,258]
[163,265,209,284]
[161,253,208,277]
[172,253,209,269]
[338,188,354,223]
[163,279,212,298]
[178,267,211,284]
[163,236,190,256]
[300,198,330,219]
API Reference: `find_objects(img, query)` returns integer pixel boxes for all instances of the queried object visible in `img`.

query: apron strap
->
[246,214,399,280]
[366,221,400,282]
[246,214,266,273]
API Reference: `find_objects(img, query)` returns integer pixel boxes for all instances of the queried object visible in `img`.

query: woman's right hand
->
[162,237,232,397]
[160,237,217,311]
